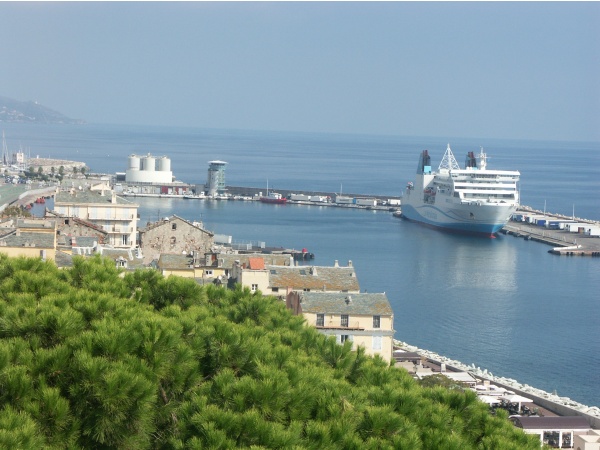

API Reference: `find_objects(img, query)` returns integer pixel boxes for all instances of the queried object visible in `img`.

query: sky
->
[1,2,599,142]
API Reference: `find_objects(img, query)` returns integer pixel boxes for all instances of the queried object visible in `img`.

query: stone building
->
[139,215,214,264]
[286,291,395,362]
[229,259,360,297]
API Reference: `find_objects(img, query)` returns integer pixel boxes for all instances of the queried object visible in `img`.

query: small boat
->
[260,180,287,204]
[260,192,287,204]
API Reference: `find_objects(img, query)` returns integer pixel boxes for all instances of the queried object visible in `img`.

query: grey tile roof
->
[217,253,293,269]
[299,292,393,316]
[0,231,55,249]
[268,265,360,292]
[54,251,74,268]
[141,215,212,236]
[72,236,99,248]
[16,219,56,229]
[55,190,137,206]
[157,254,194,270]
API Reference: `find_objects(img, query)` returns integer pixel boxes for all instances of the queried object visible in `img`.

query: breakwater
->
[395,340,600,428]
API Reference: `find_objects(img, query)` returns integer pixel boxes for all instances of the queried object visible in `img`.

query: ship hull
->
[401,202,517,236]
[260,197,287,204]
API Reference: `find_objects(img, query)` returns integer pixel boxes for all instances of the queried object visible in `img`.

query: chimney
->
[310,266,317,276]
[334,260,339,267]
[348,260,353,267]
[111,192,117,204]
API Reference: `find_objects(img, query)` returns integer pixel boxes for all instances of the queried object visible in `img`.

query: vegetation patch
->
[0,254,542,449]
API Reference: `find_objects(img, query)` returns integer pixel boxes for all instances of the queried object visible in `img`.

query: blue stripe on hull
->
[401,204,507,236]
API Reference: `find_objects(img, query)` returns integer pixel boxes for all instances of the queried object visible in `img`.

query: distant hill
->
[0,95,85,124]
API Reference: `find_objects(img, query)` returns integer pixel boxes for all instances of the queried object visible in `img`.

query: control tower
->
[206,161,228,197]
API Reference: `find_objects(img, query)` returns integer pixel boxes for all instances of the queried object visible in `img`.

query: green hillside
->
[0,254,542,449]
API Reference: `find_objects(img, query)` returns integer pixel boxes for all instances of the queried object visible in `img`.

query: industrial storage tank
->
[142,154,156,172]
[125,153,173,184]
[128,154,141,171]
[157,156,171,172]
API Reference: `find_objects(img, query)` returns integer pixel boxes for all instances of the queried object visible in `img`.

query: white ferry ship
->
[401,144,520,237]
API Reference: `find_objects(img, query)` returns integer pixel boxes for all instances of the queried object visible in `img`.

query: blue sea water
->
[4,123,600,407]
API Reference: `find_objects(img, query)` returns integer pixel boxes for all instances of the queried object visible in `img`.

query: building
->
[53,186,138,248]
[156,253,225,284]
[46,210,109,248]
[209,252,292,284]
[511,416,591,448]
[574,429,600,450]
[139,215,214,264]
[287,291,395,362]
[206,161,227,198]
[228,258,359,297]
[265,260,360,296]
[0,218,57,261]
[125,154,173,184]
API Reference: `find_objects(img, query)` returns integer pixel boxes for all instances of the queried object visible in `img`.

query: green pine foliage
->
[0,254,543,449]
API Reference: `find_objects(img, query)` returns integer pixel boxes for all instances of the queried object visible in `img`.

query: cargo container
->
[335,195,354,204]
[355,197,377,207]
[289,193,311,201]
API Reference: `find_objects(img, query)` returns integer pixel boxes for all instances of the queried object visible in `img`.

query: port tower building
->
[206,160,227,197]
[126,153,173,184]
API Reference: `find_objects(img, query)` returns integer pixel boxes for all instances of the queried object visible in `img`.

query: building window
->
[272,287,279,293]
[251,284,258,292]
[316,314,324,327]
[341,314,349,327]
[170,237,176,245]
[205,270,213,276]
[372,335,382,350]
[373,315,381,328]
[172,223,177,230]
[122,235,128,246]
[340,335,351,343]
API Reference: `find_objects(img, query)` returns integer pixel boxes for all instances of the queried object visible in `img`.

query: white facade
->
[53,189,139,249]
[125,154,173,183]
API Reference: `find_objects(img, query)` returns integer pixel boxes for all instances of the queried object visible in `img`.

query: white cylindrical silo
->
[128,154,140,170]
[157,156,171,172]
[143,154,156,172]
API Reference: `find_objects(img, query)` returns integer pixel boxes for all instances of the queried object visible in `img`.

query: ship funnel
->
[417,150,431,174]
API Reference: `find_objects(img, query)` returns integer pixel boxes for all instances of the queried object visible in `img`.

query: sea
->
[3,123,600,408]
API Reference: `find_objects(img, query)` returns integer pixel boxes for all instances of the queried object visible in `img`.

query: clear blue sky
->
[1,2,599,141]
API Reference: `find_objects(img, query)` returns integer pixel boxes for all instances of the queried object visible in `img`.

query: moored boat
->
[260,192,287,204]
[401,144,520,237]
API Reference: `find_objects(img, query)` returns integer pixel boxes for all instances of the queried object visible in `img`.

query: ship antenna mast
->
[438,143,460,171]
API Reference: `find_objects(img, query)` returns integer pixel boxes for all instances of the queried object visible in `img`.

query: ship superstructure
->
[402,144,520,236]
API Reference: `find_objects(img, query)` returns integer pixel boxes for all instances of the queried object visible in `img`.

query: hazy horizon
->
[1,2,599,142]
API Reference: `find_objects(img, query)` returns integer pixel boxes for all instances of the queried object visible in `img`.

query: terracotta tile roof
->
[248,257,265,270]
[299,292,393,316]
[268,265,360,292]
[55,189,137,206]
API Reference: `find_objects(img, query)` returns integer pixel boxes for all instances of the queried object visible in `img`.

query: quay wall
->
[225,185,402,203]
[396,340,600,428]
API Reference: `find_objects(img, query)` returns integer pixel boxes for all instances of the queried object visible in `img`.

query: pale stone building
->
[53,187,138,248]
[230,259,359,297]
[287,291,395,362]
[0,218,57,261]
